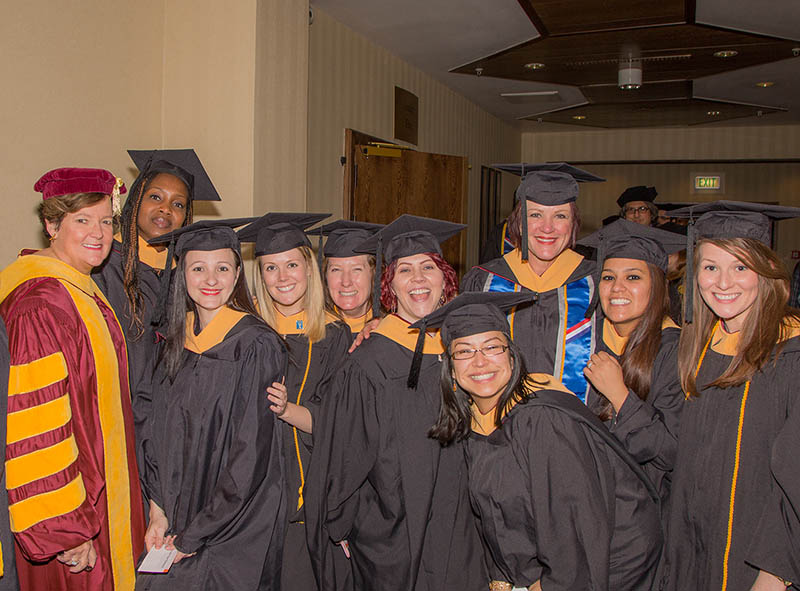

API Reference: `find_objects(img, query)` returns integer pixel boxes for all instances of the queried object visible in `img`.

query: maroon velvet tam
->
[33,167,127,200]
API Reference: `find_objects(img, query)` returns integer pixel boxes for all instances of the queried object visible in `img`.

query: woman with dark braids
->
[93,149,220,408]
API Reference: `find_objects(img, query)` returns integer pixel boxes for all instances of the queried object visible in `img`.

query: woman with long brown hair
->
[137,219,287,590]
[664,202,800,591]
[579,219,686,505]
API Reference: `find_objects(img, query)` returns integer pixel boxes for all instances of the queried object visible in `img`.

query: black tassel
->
[372,236,383,320]
[684,220,696,325]
[407,319,427,389]
[151,239,176,330]
[317,234,324,272]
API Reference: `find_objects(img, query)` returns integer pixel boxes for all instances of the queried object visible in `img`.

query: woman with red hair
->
[305,215,486,591]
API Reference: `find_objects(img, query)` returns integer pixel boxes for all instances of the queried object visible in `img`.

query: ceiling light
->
[707,110,721,116]
[713,50,738,58]
[500,90,559,97]
[572,115,587,120]
[618,59,642,90]
[524,62,545,70]
[756,81,774,88]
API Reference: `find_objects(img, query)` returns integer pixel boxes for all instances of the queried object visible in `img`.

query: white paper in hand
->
[138,545,178,573]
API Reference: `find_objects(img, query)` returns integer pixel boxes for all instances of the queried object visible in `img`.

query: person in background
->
[461,164,604,402]
[137,219,287,590]
[578,220,686,510]
[306,215,486,591]
[309,220,383,337]
[1,168,144,590]
[664,201,800,591]
[238,213,351,591]
[618,186,658,226]
[424,292,662,591]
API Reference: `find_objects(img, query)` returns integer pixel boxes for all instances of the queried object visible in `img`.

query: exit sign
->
[692,172,725,194]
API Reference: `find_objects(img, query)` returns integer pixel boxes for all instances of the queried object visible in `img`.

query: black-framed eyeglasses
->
[624,205,651,215]
[450,344,509,361]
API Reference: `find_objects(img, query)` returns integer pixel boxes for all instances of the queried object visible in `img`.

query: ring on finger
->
[587,361,593,369]
[69,560,78,566]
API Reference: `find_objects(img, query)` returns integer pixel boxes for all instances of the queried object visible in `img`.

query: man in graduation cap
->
[617,186,658,226]
[93,149,222,438]
[462,164,604,402]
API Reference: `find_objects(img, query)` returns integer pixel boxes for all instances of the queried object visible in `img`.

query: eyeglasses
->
[624,205,651,215]
[450,344,509,361]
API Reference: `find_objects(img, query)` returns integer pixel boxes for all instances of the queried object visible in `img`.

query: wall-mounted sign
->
[394,86,419,146]
[692,172,725,194]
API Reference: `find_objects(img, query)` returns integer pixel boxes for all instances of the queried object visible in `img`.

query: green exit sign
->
[694,175,721,190]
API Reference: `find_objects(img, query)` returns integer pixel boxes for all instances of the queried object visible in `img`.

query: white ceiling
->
[311,0,800,130]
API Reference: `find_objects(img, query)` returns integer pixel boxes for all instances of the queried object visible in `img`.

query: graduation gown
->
[467,387,662,591]
[588,319,683,506]
[93,238,165,403]
[461,248,597,399]
[305,314,487,591]
[272,310,351,591]
[665,323,800,591]
[0,319,19,591]
[0,253,145,591]
[137,308,287,591]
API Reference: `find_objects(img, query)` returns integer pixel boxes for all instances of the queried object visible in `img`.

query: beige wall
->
[307,8,521,267]
[521,124,800,267]
[0,0,165,266]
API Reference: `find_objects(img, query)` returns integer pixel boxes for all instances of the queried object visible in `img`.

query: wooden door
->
[344,130,469,275]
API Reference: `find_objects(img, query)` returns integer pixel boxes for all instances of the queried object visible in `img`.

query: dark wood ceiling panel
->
[526,98,783,128]
[581,80,692,103]
[452,24,798,87]
[519,0,686,36]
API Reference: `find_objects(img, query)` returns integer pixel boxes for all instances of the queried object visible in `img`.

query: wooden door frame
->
[343,128,391,220]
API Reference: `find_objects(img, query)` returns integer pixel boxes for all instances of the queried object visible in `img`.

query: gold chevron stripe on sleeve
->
[6,436,79,489]
[8,475,86,533]
[9,352,67,396]
[7,394,72,445]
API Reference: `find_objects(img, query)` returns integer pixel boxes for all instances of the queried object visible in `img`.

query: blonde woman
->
[238,213,351,591]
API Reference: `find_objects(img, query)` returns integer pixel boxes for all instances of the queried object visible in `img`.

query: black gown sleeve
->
[746,388,800,584]
[610,329,683,471]
[524,407,614,591]
[173,336,285,553]
[137,348,162,507]
[305,357,380,583]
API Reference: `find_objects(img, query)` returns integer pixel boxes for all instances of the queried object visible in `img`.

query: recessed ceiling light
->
[756,81,774,88]
[524,62,545,70]
[707,110,721,116]
[572,115,587,120]
[713,50,738,58]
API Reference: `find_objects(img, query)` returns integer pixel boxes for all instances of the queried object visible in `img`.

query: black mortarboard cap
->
[410,292,537,346]
[508,164,604,262]
[308,220,384,259]
[579,219,686,273]
[148,217,255,329]
[579,219,685,319]
[670,200,800,323]
[127,149,221,202]
[236,212,330,257]
[617,186,657,208]
[356,214,466,337]
[491,162,605,183]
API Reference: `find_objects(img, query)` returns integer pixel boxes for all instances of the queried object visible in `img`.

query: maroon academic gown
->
[0,253,145,591]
